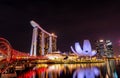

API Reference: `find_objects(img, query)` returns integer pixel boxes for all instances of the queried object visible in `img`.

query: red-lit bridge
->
[0,37,49,75]
[0,37,45,62]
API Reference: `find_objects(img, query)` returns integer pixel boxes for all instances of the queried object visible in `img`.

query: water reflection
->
[104,60,118,78]
[17,63,105,78]
[1,60,119,78]
[73,67,100,78]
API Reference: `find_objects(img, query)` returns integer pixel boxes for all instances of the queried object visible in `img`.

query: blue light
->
[73,67,100,78]
[71,40,97,57]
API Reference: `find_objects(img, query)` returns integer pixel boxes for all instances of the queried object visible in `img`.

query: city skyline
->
[0,1,120,55]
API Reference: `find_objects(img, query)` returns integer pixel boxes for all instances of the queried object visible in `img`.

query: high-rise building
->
[30,20,57,56]
[95,39,113,58]
[105,40,114,57]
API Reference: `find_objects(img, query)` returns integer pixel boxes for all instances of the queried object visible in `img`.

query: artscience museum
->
[71,40,97,57]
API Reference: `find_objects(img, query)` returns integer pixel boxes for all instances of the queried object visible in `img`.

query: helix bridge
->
[0,37,46,77]
[0,38,30,61]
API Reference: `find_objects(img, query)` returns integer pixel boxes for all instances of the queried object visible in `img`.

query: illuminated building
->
[95,39,113,58]
[30,20,57,56]
[70,40,97,57]
[45,51,65,60]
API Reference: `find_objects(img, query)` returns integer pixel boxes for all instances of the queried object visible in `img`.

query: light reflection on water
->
[73,67,100,78]
[17,63,105,78]
[1,60,119,78]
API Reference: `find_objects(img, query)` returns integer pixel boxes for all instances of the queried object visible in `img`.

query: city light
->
[51,33,54,36]
[99,39,104,42]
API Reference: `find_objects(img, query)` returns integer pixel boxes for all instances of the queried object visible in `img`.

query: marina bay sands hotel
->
[30,20,57,56]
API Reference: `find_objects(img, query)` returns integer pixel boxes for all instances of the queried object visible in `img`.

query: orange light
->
[51,33,54,36]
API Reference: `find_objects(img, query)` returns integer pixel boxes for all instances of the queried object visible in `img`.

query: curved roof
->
[71,40,97,57]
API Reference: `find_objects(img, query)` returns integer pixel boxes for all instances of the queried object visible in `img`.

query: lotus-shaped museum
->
[71,40,97,57]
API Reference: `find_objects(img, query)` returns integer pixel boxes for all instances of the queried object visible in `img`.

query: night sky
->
[0,0,120,55]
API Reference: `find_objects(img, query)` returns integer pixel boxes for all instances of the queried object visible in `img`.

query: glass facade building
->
[95,39,113,58]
